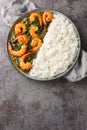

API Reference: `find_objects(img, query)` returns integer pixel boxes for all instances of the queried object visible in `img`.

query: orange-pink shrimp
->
[8,43,26,57]
[43,11,54,25]
[19,52,32,70]
[30,38,42,52]
[13,34,29,44]
[15,23,27,34]
[29,12,42,26]
[29,26,39,38]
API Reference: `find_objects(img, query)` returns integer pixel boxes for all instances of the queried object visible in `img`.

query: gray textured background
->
[0,0,87,130]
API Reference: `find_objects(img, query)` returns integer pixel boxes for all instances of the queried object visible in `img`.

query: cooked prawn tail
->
[30,26,39,38]
[13,35,29,45]
[19,52,32,70]
[43,11,54,25]
[29,12,42,26]
[8,44,27,57]
[30,38,42,52]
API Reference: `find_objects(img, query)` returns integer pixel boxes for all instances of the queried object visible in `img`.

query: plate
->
[7,9,81,81]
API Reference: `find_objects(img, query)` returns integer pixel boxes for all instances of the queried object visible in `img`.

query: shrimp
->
[19,52,32,70]
[30,38,42,52]
[15,23,27,34]
[13,34,29,44]
[29,12,42,26]
[43,11,54,25]
[8,43,26,57]
[29,26,39,38]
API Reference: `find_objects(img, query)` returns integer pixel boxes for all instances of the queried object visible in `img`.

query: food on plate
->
[19,52,32,70]
[29,12,42,26]
[29,26,39,38]
[8,43,27,57]
[15,22,27,34]
[30,38,42,52]
[8,10,79,79]
[43,11,54,25]
[29,13,79,79]
[8,11,53,72]
[13,34,29,44]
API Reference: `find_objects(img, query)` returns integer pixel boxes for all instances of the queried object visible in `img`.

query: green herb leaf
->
[25,52,37,63]
[12,56,19,66]
[26,43,32,52]
[9,33,16,43]
[12,42,21,51]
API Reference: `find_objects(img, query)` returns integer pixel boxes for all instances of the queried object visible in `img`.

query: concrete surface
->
[0,0,87,130]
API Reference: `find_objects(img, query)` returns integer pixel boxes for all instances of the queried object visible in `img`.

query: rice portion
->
[29,13,79,79]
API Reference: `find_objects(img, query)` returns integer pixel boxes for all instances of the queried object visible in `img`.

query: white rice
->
[29,13,79,79]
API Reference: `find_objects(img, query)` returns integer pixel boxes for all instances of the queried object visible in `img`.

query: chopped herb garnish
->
[22,17,28,23]
[11,42,21,51]
[25,52,37,63]
[11,56,19,66]
[32,19,39,26]
[8,33,16,43]
[37,28,43,35]
[26,43,32,52]
[39,11,44,15]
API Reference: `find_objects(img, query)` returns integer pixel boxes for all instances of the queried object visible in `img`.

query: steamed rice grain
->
[29,13,79,79]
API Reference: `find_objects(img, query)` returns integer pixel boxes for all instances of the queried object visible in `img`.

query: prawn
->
[29,26,39,38]
[30,38,42,52]
[13,34,29,44]
[19,52,32,70]
[29,12,42,26]
[8,43,26,57]
[15,23,27,34]
[43,11,54,25]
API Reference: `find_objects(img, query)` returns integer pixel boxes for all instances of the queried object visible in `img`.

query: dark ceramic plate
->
[7,9,81,81]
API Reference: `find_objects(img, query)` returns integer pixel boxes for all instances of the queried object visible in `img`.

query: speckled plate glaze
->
[7,9,81,81]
